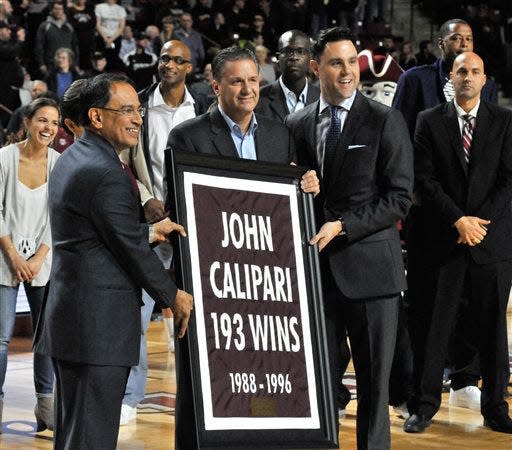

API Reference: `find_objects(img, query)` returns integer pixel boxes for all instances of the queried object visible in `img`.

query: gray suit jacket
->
[255,79,320,123]
[34,130,177,367]
[286,91,413,299]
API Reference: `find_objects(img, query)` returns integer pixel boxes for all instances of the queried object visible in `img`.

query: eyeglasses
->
[99,106,145,118]
[279,47,309,57]
[159,55,190,65]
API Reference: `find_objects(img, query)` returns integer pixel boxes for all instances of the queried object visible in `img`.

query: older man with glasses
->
[116,39,210,426]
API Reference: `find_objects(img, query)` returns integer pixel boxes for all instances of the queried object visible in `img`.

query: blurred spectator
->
[86,50,108,76]
[123,31,157,90]
[34,2,79,76]
[45,48,81,98]
[189,62,216,106]
[6,80,48,141]
[398,40,417,70]
[205,11,231,49]
[375,34,399,59]
[160,16,177,44]
[364,0,390,23]
[255,44,275,84]
[309,0,329,39]
[145,25,162,56]
[19,76,47,106]
[250,13,275,51]
[119,24,135,60]
[25,0,51,71]
[0,0,13,23]
[223,0,252,39]
[95,0,126,69]
[0,20,25,130]
[333,0,361,30]
[191,0,212,34]
[67,0,96,70]
[174,12,205,74]
[415,39,437,66]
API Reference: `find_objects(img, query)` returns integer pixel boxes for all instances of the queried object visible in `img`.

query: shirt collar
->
[278,76,308,103]
[319,90,357,115]
[150,85,195,109]
[453,99,480,119]
[218,105,258,136]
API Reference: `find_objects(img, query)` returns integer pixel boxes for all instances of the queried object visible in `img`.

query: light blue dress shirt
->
[218,105,258,160]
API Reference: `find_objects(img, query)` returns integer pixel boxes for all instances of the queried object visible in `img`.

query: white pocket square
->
[347,144,366,150]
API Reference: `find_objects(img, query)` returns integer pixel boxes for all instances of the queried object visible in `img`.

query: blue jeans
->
[123,290,155,407]
[0,283,54,399]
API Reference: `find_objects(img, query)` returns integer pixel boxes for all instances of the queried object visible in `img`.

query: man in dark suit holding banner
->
[286,27,413,450]
[167,46,320,449]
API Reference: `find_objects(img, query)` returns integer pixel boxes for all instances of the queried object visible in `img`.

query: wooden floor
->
[1,315,512,450]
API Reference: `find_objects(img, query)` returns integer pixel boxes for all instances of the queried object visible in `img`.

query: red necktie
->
[121,162,140,200]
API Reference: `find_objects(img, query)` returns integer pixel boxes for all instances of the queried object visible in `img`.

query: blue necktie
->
[323,105,341,178]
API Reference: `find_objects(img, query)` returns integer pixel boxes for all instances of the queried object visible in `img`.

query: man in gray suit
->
[34,73,193,450]
[286,27,413,450]
[255,29,320,122]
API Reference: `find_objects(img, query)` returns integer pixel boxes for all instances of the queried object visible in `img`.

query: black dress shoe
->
[483,415,512,434]
[403,414,431,433]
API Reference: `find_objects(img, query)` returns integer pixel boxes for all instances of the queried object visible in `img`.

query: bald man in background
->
[404,52,512,434]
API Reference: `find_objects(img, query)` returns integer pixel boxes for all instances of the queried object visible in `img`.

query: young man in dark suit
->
[34,73,193,450]
[403,52,512,435]
[286,27,413,449]
[255,29,320,123]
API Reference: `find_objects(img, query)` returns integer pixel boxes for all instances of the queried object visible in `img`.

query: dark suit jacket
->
[409,100,512,266]
[166,107,297,163]
[34,130,177,367]
[392,58,498,138]
[286,92,413,299]
[255,79,320,123]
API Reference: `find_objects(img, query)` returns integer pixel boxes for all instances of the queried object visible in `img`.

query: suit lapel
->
[209,108,240,158]
[268,83,288,122]
[324,93,365,193]
[443,102,468,178]
[468,102,492,184]
[254,115,274,161]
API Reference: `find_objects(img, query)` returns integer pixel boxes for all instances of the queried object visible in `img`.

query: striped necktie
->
[462,114,474,164]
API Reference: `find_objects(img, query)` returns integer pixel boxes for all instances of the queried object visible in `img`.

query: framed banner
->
[171,151,337,449]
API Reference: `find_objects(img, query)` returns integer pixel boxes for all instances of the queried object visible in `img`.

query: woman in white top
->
[0,98,60,433]
[95,0,126,50]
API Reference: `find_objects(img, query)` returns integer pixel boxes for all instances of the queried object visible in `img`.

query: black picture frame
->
[170,150,338,449]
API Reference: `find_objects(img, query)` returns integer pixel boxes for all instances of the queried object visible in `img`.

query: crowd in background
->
[2,0,512,144]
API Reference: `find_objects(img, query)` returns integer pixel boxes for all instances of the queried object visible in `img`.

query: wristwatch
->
[332,218,346,236]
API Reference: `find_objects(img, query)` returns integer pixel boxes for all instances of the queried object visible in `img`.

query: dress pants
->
[123,290,155,407]
[52,359,130,450]
[324,275,398,450]
[410,251,511,420]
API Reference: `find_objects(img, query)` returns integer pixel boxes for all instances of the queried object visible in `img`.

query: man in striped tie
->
[404,52,512,435]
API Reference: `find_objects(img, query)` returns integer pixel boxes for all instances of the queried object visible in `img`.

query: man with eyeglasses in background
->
[116,39,210,426]
[255,29,320,123]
